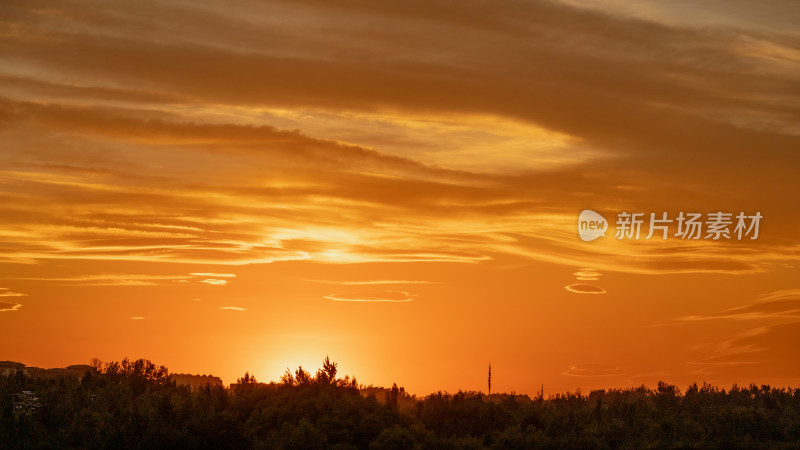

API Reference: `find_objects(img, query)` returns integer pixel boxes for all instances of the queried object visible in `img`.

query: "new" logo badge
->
[578,210,608,241]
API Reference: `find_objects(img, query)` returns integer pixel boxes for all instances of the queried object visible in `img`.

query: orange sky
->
[1,0,799,395]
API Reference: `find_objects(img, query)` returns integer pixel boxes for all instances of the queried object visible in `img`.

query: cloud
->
[565,284,606,294]
[200,279,228,286]
[219,306,245,311]
[190,273,236,277]
[130,316,147,320]
[574,269,601,281]
[0,301,22,312]
[0,0,797,278]
[324,290,416,303]
[6,0,797,163]
[9,274,192,286]
[0,94,796,275]
[677,289,800,322]
[562,363,624,377]
[673,290,800,378]
[687,323,800,378]
[304,279,434,285]
[0,288,27,297]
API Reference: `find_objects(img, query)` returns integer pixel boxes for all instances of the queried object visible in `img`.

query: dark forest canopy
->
[2,358,800,449]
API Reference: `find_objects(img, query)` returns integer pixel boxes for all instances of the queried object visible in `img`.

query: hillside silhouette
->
[2,357,800,449]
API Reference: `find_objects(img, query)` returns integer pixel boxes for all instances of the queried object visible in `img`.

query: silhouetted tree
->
[387,383,399,409]
[281,368,295,386]
[237,372,258,385]
[315,356,338,385]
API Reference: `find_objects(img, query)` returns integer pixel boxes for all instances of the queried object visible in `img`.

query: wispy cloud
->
[686,324,800,377]
[219,306,245,311]
[677,289,800,322]
[675,290,800,377]
[324,291,416,303]
[565,270,606,294]
[8,274,192,286]
[0,288,27,297]
[190,273,236,277]
[562,363,624,377]
[304,279,434,285]
[0,301,22,312]
[573,269,601,281]
[565,284,606,294]
[5,273,239,286]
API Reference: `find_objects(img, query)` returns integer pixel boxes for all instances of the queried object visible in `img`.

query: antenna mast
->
[488,362,492,398]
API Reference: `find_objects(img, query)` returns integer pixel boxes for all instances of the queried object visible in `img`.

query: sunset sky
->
[1,0,799,395]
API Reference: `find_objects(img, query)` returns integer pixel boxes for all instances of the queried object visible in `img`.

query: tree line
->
[2,357,800,449]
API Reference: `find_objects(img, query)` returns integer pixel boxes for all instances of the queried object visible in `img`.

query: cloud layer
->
[0,0,798,276]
